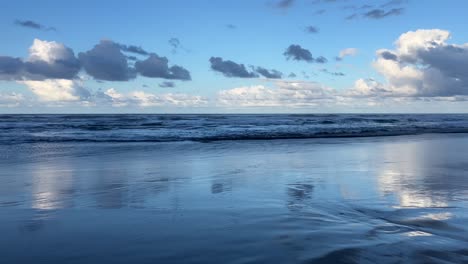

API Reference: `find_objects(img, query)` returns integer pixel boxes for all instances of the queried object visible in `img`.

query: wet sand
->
[1,134,468,263]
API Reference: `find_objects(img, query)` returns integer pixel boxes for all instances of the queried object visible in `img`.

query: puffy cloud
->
[25,39,81,79]
[135,54,191,81]
[19,79,90,102]
[0,39,196,105]
[79,40,136,81]
[80,40,191,81]
[209,57,258,78]
[336,48,358,61]
[352,29,468,98]
[0,39,80,80]
[284,45,327,63]
[0,39,196,106]
[28,39,64,63]
[284,45,313,62]
[218,82,336,107]
[395,29,450,59]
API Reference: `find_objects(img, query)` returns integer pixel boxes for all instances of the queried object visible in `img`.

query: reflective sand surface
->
[1,134,468,263]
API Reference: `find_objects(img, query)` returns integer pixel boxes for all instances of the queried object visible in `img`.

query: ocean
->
[1,114,468,263]
[2,114,468,144]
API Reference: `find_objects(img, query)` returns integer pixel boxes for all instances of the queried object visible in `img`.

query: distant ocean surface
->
[2,114,468,144]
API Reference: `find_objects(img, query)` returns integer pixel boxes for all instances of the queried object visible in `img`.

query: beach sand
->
[1,134,468,263]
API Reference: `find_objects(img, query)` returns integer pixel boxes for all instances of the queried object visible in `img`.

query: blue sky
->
[1,0,468,113]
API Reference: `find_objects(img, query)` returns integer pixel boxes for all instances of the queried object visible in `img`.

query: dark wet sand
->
[1,134,468,263]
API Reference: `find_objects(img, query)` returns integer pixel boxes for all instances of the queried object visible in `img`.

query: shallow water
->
[1,134,468,263]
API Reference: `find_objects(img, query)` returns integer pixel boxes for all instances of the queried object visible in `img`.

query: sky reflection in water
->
[1,134,468,263]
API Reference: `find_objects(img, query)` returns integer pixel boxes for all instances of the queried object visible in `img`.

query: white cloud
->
[0,38,80,81]
[99,88,208,107]
[395,29,450,60]
[353,29,468,98]
[347,78,389,97]
[338,48,358,60]
[129,91,207,107]
[28,39,75,64]
[18,79,90,102]
[0,92,24,107]
[99,88,129,107]
[12,81,208,107]
[218,82,336,107]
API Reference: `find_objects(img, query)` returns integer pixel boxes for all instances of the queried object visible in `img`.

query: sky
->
[1,0,468,113]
